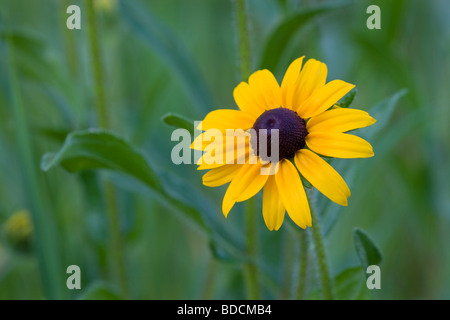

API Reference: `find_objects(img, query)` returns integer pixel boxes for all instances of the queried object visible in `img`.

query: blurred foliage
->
[0,0,449,300]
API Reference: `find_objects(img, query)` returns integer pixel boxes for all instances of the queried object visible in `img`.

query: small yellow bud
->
[94,0,117,13]
[3,210,34,252]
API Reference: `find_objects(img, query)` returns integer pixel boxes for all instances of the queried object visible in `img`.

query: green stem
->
[5,36,65,299]
[63,0,78,79]
[234,0,259,299]
[235,0,251,80]
[85,0,128,297]
[86,0,108,128]
[201,259,218,299]
[296,229,309,300]
[104,180,128,297]
[310,204,334,300]
[244,197,259,300]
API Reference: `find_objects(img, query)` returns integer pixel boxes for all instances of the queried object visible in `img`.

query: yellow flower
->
[192,57,376,230]
[3,209,33,251]
[94,0,117,12]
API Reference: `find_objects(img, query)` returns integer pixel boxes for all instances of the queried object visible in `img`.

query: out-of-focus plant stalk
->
[85,0,128,297]
[296,229,309,299]
[86,0,108,128]
[63,0,78,79]
[5,38,65,300]
[234,0,259,299]
[310,204,334,300]
[244,197,259,299]
[235,0,251,80]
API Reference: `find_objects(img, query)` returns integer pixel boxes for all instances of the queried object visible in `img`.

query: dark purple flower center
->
[251,108,308,161]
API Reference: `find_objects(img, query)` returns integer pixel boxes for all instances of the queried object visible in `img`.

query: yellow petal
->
[197,163,223,170]
[306,132,374,158]
[197,109,255,132]
[291,59,328,111]
[197,132,250,166]
[191,131,219,151]
[280,56,304,109]
[275,159,311,228]
[222,162,269,217]
[234,163,270,202]
[307,108,376,133]
[295,149,350,206]
[297,80,355,119]
[197,144,249,170]
[233,82,266,117]
[202,164,243,187]
[262,175,285,231]
[248,69,282,110]
[222,182,237,218]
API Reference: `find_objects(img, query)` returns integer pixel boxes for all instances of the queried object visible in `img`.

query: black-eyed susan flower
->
[192,57,376,230]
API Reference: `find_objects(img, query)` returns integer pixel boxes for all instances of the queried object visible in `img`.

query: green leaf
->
[35,126,72,143]
[0,28,46,67]
[362,89,407,140]
[118,0,212,113]
[209,240,246,264]
[353,227,382,269]
[77,283,121,300]
[276,0,288,11]
[320,89,407,237]
[40,130,214,231]
[41,129,163,193]
[40,130,246,255]
[40,129,252,271]
[338,88,357,108]
[259,0,354,71]
[334,266,372,300]
[162,112,195,135]
[299,174,312,189]
[0,28,67,87]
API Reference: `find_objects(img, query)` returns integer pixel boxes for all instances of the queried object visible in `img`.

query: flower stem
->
[296,229,309,299]
[235,0,251,80]
[310,204,334,300]
[244,197,259,299]
[234,0,259,299]
[85,0,128,298]
[86,0,108,128]
[63,0,78,79]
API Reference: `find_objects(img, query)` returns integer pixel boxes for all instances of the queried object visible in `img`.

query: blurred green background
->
[0,0,449,300]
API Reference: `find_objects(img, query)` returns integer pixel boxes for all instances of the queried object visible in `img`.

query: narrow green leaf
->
[259,0,354,71]
[118,0,212,113]
[362,89,407,140]
[41,129,164,192]
[77,282,121,300]
[353,227,382,268]
[35,126,72,143]
[209,240,246,264]
[0,28,66,86]
[162,112,195,135]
